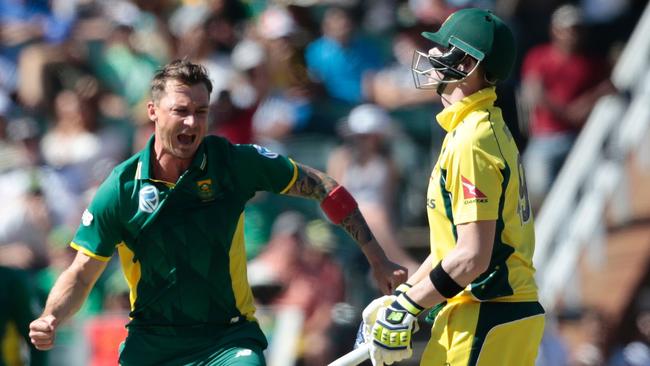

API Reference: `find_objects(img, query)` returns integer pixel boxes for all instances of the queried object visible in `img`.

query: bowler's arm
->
[285,163,407,293]
[29,251,108,350]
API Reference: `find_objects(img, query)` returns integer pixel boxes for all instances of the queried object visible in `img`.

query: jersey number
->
[516,155,531,224]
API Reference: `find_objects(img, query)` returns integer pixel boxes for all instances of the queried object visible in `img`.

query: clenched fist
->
[29,315,58,350]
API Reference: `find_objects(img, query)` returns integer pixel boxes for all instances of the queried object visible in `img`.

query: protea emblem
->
[139,185,159,213]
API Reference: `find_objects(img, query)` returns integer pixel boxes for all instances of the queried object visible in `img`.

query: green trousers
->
[118,322,267,366]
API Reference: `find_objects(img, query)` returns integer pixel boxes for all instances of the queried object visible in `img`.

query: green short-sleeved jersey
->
[71,135,297,344]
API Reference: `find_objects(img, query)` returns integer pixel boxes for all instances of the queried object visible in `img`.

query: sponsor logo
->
[386,310,405,324]
[196,179,214,201]
[461,176,487,203]
[252,144,278,159]
[235,349,252,358]
[82,209,93,226]
[464,198,488,204]
[139,185,159,213]
[427,198,436,209]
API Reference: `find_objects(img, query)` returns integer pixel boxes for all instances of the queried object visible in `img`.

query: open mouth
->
[177,133,196,145]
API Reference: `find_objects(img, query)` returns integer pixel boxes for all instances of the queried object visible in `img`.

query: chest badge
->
[196,179,214,201]
[139,185,159,213]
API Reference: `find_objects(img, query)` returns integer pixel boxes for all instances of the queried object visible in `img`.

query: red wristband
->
[320,186,358,224]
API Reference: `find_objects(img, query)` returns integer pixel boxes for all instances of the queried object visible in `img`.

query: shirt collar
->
[135,134,207,181]
[436,87,497,132]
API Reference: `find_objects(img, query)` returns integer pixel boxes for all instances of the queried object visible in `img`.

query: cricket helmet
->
[412,8,516,89]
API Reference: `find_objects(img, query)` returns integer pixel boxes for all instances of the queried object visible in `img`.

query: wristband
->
[429,261,464,298]
[320,185,358,224]
[394,283,413,296]
[394,294,424,316]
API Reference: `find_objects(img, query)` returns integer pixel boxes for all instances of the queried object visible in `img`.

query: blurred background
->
[0,0,649,365]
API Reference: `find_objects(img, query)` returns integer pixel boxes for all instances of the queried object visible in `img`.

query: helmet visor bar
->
[411,48,481,90]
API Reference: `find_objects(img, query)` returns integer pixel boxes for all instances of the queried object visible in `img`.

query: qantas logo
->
[461,176,487,199]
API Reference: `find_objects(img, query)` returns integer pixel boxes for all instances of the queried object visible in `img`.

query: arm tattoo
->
[286,163,375,246]
[340,209,375,245]
[286,164,338,200]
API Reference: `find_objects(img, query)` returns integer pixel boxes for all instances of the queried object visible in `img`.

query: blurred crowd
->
[0,0,646,365]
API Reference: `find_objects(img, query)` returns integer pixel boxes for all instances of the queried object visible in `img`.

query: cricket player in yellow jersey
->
[364,8,545,366]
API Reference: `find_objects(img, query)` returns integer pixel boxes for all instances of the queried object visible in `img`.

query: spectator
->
[231,38,291,145]
[253,6,315,140]
[0,179,51,270]
[0,117,79,227]
[96,24,159,107]
[536,318,570,366]
[0,266,47,366]
[250,213,345,366]
[609,301,650,366]
[520,4,615,210]
[248,211,308,289]
[327,104,419,274]
[44,89,127,185]
[368,27,439,110]
[34,225,108,366]
[305,6,384,105]
[293,219,345,366]
[571,308,609,366]
[84,271,130,366]
[41,90,102,169]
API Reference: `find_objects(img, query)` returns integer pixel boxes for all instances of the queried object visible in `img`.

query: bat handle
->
[328,343,370,366]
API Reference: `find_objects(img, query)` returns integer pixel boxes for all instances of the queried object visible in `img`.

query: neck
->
[440,80,487,107]
[440,85,471,107]
[152,140,192,183]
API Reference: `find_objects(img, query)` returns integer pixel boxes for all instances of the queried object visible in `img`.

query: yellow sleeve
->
[446,131,505,225]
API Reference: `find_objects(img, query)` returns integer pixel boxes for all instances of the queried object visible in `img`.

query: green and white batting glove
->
[370,294,423,365]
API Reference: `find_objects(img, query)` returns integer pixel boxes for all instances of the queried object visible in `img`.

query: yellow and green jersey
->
[427,87,538,302]
[71,135,297,344]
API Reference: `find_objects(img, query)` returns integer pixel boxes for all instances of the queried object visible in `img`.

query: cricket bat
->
[328,343,370,366]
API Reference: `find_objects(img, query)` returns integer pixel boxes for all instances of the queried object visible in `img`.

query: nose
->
[184,114,196,127]
[428,47,444,58]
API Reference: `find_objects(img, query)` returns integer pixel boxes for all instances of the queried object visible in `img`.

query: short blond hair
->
[150,59,212,103]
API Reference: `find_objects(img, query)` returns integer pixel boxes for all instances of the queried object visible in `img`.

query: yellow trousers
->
[420,301,545,366]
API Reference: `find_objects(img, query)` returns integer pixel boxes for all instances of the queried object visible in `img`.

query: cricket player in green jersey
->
[29,59,407,365]
[363,8,545,366]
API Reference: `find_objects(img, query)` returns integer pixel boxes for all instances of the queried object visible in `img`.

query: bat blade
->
[328,344,370,366]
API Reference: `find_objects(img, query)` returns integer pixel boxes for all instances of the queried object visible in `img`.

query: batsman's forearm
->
[406,253,435,285]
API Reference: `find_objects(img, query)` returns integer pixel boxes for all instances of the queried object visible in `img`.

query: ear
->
[147,101,157,122]
[458,57,478,73]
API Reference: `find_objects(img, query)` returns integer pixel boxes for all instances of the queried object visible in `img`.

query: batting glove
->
[393,283,412,297]
[355,295,396,348]
[369,294,423,365]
